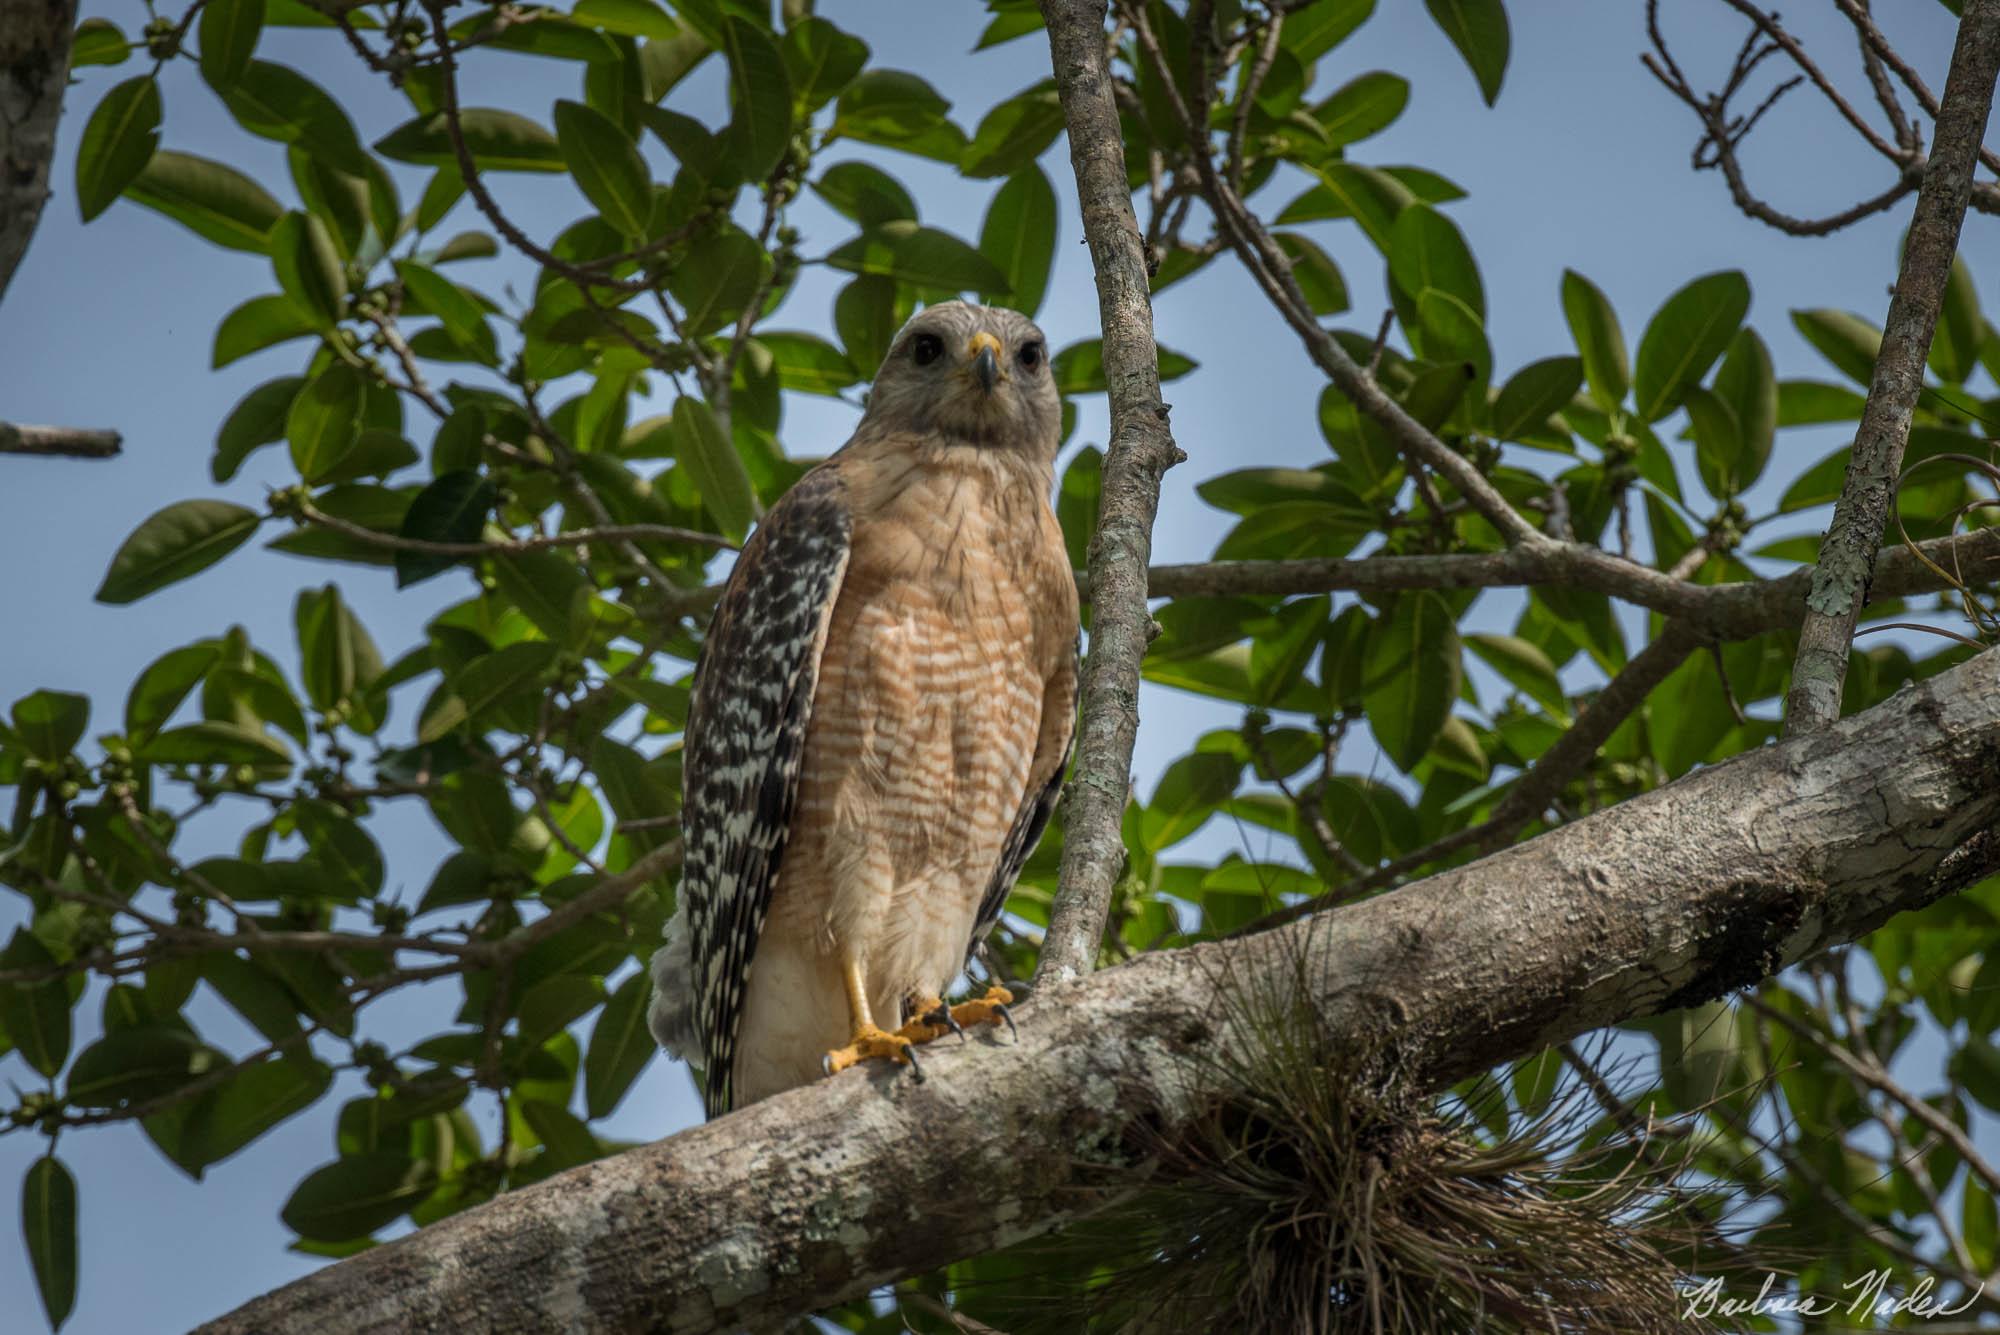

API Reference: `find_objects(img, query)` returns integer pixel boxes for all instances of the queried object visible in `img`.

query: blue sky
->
[0,2,1990,1330]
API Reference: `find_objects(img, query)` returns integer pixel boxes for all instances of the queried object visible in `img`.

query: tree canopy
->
[4,0,2000,1330]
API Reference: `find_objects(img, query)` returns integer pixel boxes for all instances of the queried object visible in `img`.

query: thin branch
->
[293,499,735,556]
[0,422,121,459]
[1035,0,1186,987]
[1787,0,2000,732]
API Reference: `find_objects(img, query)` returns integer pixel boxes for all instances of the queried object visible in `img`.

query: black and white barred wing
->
[653,466,851,1118]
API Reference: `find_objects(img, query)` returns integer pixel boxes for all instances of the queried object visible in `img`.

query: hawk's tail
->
[646,905,699,1061]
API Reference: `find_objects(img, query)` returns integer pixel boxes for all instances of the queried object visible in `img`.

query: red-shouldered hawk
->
[648,301,1080,1117]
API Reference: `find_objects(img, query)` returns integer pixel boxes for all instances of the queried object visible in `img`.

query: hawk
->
[647,301,1080,1117]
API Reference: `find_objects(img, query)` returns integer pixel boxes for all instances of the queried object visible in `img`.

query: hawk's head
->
[862,301,1060,456]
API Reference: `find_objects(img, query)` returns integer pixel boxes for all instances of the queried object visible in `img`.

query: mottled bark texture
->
[0,0,76,308]
[0,423,120,458]
[200,648,2000,1335]
[1786,0,2000,732]
[1035,0,1186,986]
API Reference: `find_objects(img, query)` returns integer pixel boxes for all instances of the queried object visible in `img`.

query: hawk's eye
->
[911,333,945,366]
[1017,340,1044,371]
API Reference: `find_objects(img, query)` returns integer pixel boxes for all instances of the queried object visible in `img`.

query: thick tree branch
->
[1787,1,2000,733]
[0,422,121,459]
[198,647,2000,1335]
[0,0,74,307]
[1036,0,1186,986]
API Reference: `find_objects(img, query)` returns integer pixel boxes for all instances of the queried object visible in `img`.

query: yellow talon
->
[823,1023,916,1077]
[944,984,1016,1034]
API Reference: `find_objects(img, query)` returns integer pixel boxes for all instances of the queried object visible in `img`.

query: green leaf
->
[287,362,364,481]
[395,260,487,351]
[668,226,769,335]
[140,721,294,770]
[670,398,756,543]
[1791,307,1881,386]
[296,584,383,711]
[1293,163,1412,251]
[1274,232,1348,317]
[269,211,348,332]
[281,1153,436,1242]
[201,952,304,1042]
[489,549,591,641]
[1632,271,1749,422]
[1248,597,1330,708]
[72,18,129,67]
[1492,356,1582,441]
[1466,632,1566,717]
[554,99,652,237]
[450,641,558,725]
[1931,254,1982,384]
[1389,203,1483,323]
[1281,0,1373,63]
[12,691,89,761]
[1777,379,1866,426]
[126,645,220,744]
[126,149,283,253]
[0,931,71,1077]
[375,109,565,173]
[833,69,965,163]
[585,971,656,1118]
[979,165,1057,317]
[218,61,370,175]
[833,274,901,373]
[200,0,266,88]
[1051,339,1198,396]
[826,220,1010,294]
[812,161,917,225]
[96,500,262,604]
[1682,385,1744,500]
[758,332,859,395]
[1424,0,1510,104]
[75,76,161,222]
[66,1026,217,1108]
[22,1156,77,1332]
[395,470,494,588]
[1142,752,1242,852]
[1710,327,1777,492]
[1316,70,1408,147]
[961,81,1064,179]
[1560,269,1628,411]
[721,16,793,181]
[183,1057,332,1168]
[780,15,868,114]
[212,293,318,367]
[1361,592,1461,771]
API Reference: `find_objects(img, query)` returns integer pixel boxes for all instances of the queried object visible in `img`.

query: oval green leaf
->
[96,500,262,604]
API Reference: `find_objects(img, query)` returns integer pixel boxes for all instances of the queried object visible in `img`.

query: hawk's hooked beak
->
[967,331,1004,393]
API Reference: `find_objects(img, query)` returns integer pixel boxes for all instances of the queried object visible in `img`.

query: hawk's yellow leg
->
[823,955,918,1077]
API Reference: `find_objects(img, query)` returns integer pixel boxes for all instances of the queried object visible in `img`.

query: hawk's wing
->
[966,634,1080,963]
[679,465,851,1117]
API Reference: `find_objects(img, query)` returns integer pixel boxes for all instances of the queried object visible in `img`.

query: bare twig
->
[1787,0,2000,732]
[1035,0,1186,987]
[0,422,121,459]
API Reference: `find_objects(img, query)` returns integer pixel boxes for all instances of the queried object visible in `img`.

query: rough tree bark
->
[1786,0,2000,732]
[0,0,77,309]
[1035,0,1187,986]
[0,422,121,459]
[197,647,2000,1335]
